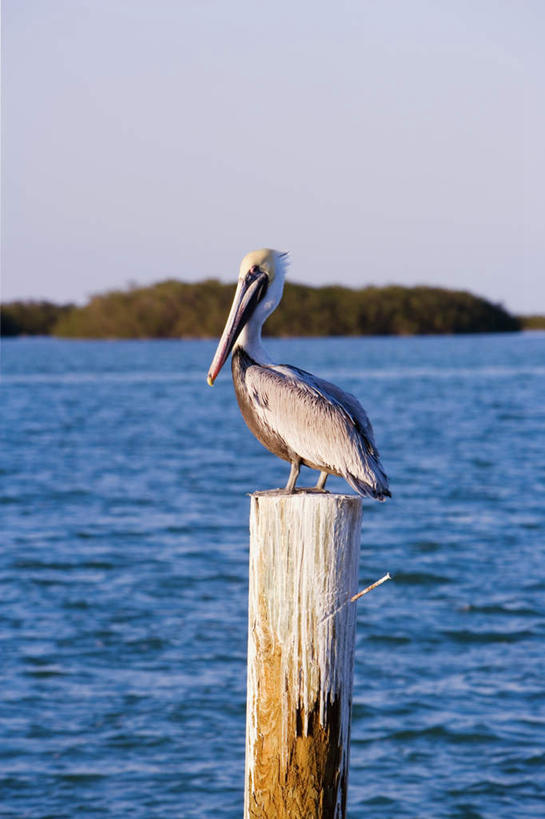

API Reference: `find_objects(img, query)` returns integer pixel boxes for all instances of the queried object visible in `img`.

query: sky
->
[2,0,544,313]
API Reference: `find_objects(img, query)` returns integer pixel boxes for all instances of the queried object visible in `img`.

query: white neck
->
[235,320,272,365]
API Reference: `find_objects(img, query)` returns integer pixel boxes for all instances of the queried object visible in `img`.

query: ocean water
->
[1,333,544,818]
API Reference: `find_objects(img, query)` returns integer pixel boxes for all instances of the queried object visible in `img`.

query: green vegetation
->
[52,280,235,339]
[1,300,74,336]
[519,314,545,330]
[265,284,521,336]
[2,280,523,338]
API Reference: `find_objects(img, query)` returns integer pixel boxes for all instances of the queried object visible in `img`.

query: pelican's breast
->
[231,348,293,464]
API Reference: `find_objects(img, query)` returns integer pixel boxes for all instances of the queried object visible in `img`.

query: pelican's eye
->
[246,264,269,284]
[244,263,271,294]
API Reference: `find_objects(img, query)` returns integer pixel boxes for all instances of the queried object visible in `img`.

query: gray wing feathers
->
[244,363,389,495]
[288,366,379,454]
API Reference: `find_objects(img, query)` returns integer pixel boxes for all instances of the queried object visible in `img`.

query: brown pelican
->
[207,249,391,499]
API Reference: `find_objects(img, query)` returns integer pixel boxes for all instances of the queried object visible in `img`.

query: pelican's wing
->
[244,362,386,490]
[284,364,380,456]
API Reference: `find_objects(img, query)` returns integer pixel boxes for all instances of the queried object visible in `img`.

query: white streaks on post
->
[245,491,362,818]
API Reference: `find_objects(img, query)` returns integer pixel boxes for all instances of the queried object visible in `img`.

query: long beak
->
[207,269,268,385]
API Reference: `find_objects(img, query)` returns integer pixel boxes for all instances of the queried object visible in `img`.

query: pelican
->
[207,249,391,499]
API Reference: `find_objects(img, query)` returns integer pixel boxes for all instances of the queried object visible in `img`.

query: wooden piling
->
[244,491,363,818]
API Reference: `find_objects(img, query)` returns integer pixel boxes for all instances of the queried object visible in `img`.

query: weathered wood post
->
[244,490,362,818]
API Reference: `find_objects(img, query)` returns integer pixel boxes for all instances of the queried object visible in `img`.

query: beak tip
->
[207,374,215,387]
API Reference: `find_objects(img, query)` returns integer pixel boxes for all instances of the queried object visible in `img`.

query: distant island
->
[1,279,542,338]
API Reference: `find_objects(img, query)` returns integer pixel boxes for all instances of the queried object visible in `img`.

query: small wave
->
[392,570,452,585]
[365,633,412,645]
[389,725,500,744]
[448,778,542,796]
[57,772,107,784]
[13,559,116,571]
[501,752,545,772]
[459,603,540,617]
[23,666,65,679]
[361,795,397,807]
[442,628,535,644]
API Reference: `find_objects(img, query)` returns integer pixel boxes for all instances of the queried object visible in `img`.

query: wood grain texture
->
[245,491,362,818]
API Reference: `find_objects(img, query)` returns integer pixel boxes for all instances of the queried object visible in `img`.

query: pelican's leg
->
[285,460,301,493]
[315,471,328,491]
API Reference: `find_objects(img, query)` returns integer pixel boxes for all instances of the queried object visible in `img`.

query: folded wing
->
[244,362,389,498]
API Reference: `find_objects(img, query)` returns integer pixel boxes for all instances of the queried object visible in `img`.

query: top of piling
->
[251,489,361,501]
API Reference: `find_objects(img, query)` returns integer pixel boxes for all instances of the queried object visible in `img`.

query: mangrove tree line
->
[1,280,523,337]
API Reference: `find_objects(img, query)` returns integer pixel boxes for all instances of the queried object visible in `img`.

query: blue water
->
[1,334,544,818]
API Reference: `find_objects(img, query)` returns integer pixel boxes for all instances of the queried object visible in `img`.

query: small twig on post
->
[321,572,392,624]
[350,572,392,603]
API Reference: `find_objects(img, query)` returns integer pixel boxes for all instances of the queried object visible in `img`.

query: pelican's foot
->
[282,486,330,494]
[252,488,293,497]
[299,486,330,494]
[252,486,331,497]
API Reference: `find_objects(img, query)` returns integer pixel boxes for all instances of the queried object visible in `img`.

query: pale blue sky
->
[3,0,544,312]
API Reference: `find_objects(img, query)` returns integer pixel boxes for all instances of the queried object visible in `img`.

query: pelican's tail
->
[347,472,391,501]
[346,459,391,501]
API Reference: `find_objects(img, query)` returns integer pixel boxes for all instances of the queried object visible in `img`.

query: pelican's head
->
[207,249,288,385]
